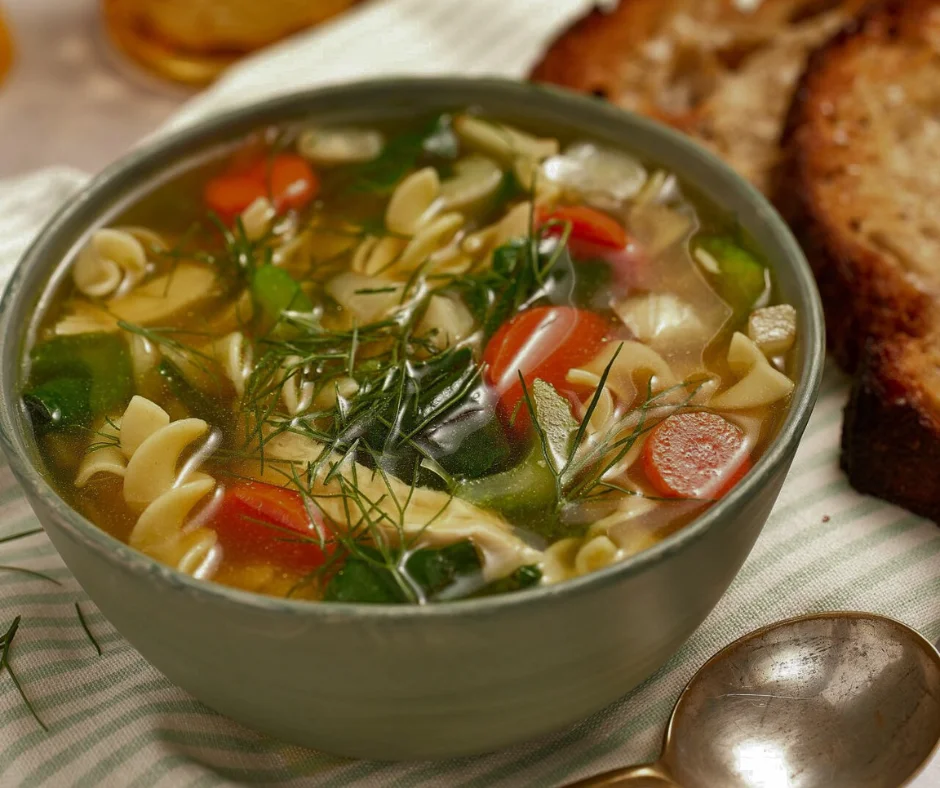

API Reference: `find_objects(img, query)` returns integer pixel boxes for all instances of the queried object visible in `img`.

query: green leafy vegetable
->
[471,564,542,597]
[322,552,405,603]
[25,333,132,430]
[23,378,92,434]
[350,114,459,194]
[323,541,486,603]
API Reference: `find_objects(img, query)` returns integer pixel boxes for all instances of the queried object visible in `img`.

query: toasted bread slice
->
[781,0,940,520]
[529,0,865,193]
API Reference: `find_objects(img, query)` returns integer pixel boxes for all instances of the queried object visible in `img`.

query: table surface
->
[0,0,190,177]
[1,1,938,785]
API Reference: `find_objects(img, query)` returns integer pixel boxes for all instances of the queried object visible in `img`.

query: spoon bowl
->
[573,612,940,787]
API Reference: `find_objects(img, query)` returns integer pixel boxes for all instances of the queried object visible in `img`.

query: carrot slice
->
[643,412,750,500]
[247,154,320,213]
[269,154,319,212]
[203,174,267,226]
[205,154,319,225]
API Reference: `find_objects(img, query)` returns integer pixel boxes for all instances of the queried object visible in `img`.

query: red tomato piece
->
[642,412,751,500]
[210,481,330,573]
[538,205,629,252]
[483,306,609,433]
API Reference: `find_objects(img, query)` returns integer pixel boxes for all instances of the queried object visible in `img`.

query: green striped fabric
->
[1,2,939,785]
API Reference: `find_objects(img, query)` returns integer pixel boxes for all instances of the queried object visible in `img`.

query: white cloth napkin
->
[1,1,938,786]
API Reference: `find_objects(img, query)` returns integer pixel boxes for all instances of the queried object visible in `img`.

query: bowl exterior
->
[0,78,824,760]
[18,456,789,759]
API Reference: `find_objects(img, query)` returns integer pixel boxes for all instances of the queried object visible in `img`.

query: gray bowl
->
[0,78,824,760]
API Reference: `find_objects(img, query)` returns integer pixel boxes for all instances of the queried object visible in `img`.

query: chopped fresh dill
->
[0,617,48,732]
[0,529,43,545]
[0,566,61,585]
[74,603,102,657]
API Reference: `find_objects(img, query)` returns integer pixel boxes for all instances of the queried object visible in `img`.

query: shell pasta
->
[22,112,798,604]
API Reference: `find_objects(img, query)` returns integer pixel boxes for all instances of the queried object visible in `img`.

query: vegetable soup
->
[21,112,798,603]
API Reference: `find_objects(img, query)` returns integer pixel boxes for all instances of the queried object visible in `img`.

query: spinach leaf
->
[323,540,488,603]
[351,114,459,194]
[405,541,481,597]
[23,377,93,434]
[471,565,542,597]
[323,552,406,603]
[26,333,133,427]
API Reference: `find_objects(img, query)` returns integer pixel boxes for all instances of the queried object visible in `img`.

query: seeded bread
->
[780,0,940,520]
[529,0,865,194]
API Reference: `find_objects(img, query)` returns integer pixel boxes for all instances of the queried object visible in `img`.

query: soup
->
[21,112,798,603]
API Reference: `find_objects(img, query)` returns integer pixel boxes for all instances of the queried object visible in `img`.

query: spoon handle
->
[564,762,679,787]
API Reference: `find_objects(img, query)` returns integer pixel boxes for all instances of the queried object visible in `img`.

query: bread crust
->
[530,0,865,193]
[781,0,940,519]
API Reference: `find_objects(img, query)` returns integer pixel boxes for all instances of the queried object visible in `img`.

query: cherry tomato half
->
[483,306,609,434]
[210,481,330,573]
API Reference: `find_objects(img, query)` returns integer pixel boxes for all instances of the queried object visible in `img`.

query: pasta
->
[386,167,441,236]
[72,227,155,299]
[709,333,795,410]
[26,110,798,604]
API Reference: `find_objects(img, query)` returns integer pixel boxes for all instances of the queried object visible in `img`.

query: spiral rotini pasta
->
[86,396,220,576]
[72,227,162,299]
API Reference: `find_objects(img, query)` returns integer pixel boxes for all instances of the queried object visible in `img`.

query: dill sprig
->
[0,617,48,731]
[0,529,42,545]
[518,345,710,509]
[0,567,61,585]
[74,603,102,657]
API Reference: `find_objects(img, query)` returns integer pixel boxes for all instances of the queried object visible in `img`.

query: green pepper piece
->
[23,378,92,434]
[455,446,557,522]
[251,264,314,334]
[696,235,769,315]
[27,333,132,418]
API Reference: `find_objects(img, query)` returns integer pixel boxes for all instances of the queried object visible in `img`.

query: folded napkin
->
[1,1,938,786]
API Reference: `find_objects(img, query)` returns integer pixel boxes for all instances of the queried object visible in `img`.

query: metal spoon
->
[568,612,940,787]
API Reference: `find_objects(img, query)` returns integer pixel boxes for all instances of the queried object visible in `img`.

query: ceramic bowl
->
[0,78,824,760]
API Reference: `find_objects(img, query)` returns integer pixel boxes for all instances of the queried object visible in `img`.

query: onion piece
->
[615,292,706,351]
[297,126,384,165]
[542,141,647,210]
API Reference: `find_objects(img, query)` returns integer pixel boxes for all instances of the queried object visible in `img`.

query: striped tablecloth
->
[1,1,939,785]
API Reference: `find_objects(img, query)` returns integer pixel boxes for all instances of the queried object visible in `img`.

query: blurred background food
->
[102,0,362,84]
[0,6,12,86]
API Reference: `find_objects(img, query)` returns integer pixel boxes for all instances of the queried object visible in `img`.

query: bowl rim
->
[0,76,825,620]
